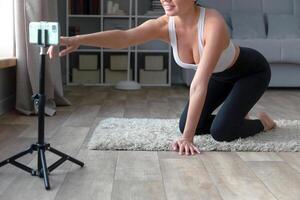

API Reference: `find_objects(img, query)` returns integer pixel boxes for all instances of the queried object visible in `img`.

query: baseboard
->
[0,94,16,115]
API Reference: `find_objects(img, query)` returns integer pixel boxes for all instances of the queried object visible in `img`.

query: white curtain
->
[14,0,70,116]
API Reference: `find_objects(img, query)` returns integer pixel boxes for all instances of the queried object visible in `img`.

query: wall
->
[0,67,16,115]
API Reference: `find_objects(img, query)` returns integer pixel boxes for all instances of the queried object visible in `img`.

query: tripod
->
[0,29,84,190]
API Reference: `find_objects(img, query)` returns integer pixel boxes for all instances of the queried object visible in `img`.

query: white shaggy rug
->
[88,118,300,152]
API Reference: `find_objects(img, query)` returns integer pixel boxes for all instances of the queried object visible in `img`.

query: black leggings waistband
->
[212,47,271,83]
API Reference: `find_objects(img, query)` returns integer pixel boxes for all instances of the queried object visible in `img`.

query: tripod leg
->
[48,147,84,167]
[0,146,32,167]
[0,146,35,175]
[39,149,50,190]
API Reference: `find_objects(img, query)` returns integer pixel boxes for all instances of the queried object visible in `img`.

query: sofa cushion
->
[232,39,281,63]
[281,39,300,64]
[295,0,300,23]
[231,12,266,39]
[263,0,294,14]
[221,12,232,37]
[232,0,263,12]
[199,0,232,12]
[267,14,300,39]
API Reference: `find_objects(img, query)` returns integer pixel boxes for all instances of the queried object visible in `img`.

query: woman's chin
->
[164,10,177,16]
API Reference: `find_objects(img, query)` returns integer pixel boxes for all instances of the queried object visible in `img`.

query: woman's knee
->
[265,65,271,85]
[210,123,234,142]
[258,57,271,86]
[261,62,271,84]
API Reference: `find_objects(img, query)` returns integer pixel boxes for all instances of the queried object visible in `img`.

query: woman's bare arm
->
[76,18,165,49]
[48,17,168,58]
[182,9,229,140]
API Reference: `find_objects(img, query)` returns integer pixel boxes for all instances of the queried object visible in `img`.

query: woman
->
[48,0,276,156]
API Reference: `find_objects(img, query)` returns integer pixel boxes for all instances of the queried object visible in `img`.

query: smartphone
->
[29,21,60,45]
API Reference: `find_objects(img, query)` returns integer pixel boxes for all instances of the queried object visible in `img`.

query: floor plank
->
[247,161,300,200]
[200,152,277,200]
[112,151,166,199]
[18,110,72,139]
[114,151,162,181]
[237,152,283,162]
[97,100,125,118]
[54,150,117,200]
[160,156,222,200]
[63,105,100,127]
[0,138,35,195]
[277,152,300,173]
[111,180,166,200]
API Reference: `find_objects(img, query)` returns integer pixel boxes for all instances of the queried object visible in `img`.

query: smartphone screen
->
[29,22,60,45]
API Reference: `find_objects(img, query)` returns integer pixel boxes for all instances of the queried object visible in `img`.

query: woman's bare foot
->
[258,112,276,131]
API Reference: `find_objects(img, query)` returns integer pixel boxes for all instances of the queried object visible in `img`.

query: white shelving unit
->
[66,0,171,86]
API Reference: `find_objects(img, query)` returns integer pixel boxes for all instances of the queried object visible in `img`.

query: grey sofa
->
[182,0,300,87]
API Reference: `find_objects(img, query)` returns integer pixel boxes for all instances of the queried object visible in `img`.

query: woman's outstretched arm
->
[48,17,166,58]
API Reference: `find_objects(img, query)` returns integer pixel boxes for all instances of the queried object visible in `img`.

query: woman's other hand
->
[171,137,201,156]
[47,45,57,59]
[47,36,80,59]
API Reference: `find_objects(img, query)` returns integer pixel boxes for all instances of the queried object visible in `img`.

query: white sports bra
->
[168,7,236,73]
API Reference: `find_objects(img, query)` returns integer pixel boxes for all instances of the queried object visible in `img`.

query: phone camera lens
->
[52,25,57,32]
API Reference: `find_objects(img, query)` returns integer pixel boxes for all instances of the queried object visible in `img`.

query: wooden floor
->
[0,86,299,200]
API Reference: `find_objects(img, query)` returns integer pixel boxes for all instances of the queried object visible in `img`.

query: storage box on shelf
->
[103,52,134,84]
[137,53,169,84]
[69,52,101,84]
[72,69,100,84]
[78,54,99,70]
[66,0,171,86]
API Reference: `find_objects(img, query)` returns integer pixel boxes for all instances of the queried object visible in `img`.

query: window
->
[0,0,14,58]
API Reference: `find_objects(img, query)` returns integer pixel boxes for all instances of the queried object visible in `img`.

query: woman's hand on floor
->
[171,137,201,156]
[47,36,80,59]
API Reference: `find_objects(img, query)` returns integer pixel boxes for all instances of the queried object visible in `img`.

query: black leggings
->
[179,47,271,142]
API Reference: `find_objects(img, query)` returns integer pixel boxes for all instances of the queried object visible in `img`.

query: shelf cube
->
[110,54,128,70]
[145,55,164,71]
[79,54,99,70]
[105,68,132,84]
[72,68,100,83]
[139,69,167,84]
